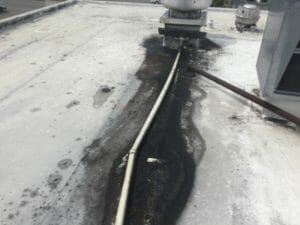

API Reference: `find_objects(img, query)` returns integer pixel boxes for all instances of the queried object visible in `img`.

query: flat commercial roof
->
[0,1,299,225]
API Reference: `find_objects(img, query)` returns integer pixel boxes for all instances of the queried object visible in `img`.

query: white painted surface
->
[0,2,164,224]
[0,2,299,225]
[178,12,300,225]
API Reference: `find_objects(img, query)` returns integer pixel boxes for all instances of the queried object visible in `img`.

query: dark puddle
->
[80,36,176,225]
[124,51,197,225]
[102,39,220,225]
[93,86,115,108]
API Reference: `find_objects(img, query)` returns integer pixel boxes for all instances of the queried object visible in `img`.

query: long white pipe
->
[114,49,182,225]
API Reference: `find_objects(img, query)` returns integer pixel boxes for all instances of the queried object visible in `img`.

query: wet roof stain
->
[57,158,73,170]
[93,86,115,109]
[101,87,112,93]
[229,115,245,125]
[47,174,63,189]
[30,107,41,113]
[29,189,39,198]
[66,100,80,109]
[7,213,14,220]
[19,200,29,208]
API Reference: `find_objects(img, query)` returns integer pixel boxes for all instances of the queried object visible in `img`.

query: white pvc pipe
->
[114,49,182,225]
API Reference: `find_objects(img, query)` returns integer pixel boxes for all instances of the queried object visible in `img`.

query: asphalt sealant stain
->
[122,48,208,225]
[100,38,221,225]
[41,36,218,225]
[123,40,221,225]
[80,36,176,225]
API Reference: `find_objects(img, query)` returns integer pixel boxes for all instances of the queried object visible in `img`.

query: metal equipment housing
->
[256,0,300,118]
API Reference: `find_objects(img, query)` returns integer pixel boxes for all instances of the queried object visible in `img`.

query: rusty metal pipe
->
[188,66,300,126]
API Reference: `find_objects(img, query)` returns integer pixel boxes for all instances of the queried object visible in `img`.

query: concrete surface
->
[1,1,300,225]
[178,11,300,225]
[0,2,166,224]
